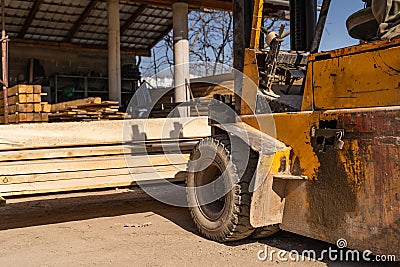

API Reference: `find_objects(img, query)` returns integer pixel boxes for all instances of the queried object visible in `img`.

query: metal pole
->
[310,0,331,53]
[2,0,8,124]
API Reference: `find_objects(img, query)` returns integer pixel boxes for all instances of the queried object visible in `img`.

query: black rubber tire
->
[186,134,257,242]
[251,224,280,239]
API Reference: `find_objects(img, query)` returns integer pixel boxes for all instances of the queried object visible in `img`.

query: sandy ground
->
[0,187,393,267]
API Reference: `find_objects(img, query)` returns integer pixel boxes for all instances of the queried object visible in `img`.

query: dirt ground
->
[0,187,393,267]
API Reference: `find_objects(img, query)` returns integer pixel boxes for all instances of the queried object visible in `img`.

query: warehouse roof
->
[4,0,176,56]
[2,0,289,56]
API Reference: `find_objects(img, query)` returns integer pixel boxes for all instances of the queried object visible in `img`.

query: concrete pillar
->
[108,0,121,103]
[173,2,190,106]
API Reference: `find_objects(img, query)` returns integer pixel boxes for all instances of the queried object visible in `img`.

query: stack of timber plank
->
[0,85,50,124]
[0,117,211,198]
[49,97,128,122]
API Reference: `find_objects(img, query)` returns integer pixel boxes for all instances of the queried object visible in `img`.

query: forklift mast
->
[289,0,317,51]
[233,0,318,65]
[233,0,319,115]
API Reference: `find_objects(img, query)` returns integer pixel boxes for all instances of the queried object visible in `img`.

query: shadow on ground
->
[0,186,397,267]
[0,186,197,234]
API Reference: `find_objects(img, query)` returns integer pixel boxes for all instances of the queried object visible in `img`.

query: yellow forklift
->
[186,0,400,257]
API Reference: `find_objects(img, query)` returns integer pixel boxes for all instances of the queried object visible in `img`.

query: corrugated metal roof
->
[3,0,173,54]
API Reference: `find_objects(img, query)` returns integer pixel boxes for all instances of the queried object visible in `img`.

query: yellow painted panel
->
[301,62,314,111]
[241,112,321,180]
[313,45,400,109]
[241,49,260,115]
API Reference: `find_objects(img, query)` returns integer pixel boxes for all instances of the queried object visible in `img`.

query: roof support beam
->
[148,24,172,48]
[125,0,232,11]
[10,38,151,56]
[19,0,43,38]
[120,5,147,35]
[65,0,99,42]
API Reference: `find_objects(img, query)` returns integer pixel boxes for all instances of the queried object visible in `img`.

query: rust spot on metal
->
[301,109,399,255]
[306,135,358,234]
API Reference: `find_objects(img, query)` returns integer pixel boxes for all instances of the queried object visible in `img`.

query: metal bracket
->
[311,127,345,151]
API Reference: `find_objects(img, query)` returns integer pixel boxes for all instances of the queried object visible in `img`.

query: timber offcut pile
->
[49,97,128,122]
[0,85,50,124]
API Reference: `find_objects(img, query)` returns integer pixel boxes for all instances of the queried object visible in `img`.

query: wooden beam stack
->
[49,97,128,122]
[0,85,50,124]
[0,88,129,124]
[0,118,211,197]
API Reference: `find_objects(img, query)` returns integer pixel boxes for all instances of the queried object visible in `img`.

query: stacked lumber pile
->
[0,85,50,124]
[0,118,210,199]
[0,87,127,124]
[49,97,128,122]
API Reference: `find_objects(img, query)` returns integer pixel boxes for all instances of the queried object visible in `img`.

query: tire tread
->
[187,134,258,242]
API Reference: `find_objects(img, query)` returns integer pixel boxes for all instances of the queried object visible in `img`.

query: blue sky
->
[320,0,364,51]
[141,1,366,75]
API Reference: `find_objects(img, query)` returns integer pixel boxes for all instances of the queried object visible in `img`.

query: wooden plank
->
[99,101,119,105]
[102,115,125,119]
[0,117,210,150]
[0,142,195,162]
[36,103,44,113]
[75,103,120,109]
[48,98,127,122]
[49,111,80,116]
[0,94,41,104]
[69,109,103,115]
[0,114,31,123]
[50,97,102,112]
[0,103,41,113]
[84,105,120,110]
[1,85,33,98]
[0,171,187,196]
[37,113,48,122]
[0,145,124,162]
[41,103,51,113]
[0,154,190,175]
[33,85,42,94]
[1,164,186,185]
[0,113,48,123]
[7,85,34,96]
